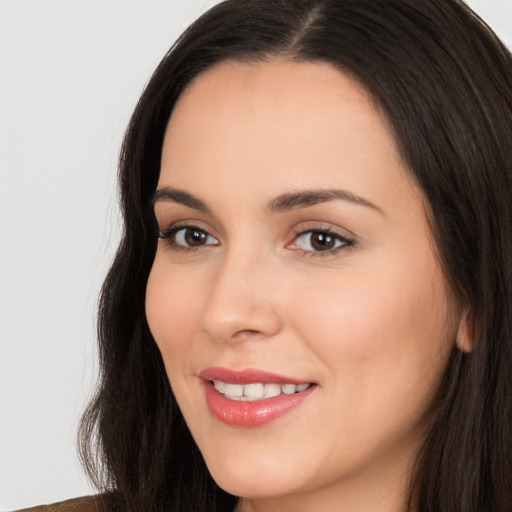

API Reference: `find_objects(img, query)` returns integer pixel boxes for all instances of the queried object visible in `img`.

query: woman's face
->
[146,60,465,509]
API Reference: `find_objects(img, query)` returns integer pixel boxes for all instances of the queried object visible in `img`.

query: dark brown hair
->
[79,1,512,511]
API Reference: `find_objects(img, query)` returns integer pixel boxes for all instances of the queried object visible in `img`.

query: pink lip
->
[199,367,316,428]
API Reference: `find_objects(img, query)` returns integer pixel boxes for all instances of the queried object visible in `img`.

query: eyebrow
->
[151,186,383,215]
[267,189,384,215]
[151,187,210,213]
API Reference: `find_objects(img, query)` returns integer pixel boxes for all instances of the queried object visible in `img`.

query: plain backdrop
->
[0,0,511,509]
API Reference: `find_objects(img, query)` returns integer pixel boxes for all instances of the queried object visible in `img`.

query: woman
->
[20,0,512,511]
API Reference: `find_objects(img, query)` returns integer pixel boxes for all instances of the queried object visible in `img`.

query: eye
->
[292,229,353,254]
[159,226,219,249]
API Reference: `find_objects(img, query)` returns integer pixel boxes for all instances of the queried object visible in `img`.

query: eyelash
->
[292,229,354,257]
[158,225,218,253]
[158,225,355,257]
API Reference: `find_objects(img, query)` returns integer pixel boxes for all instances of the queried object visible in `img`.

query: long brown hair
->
[79,1,512,510]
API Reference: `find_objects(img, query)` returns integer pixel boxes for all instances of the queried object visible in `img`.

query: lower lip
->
[203,381,315,428]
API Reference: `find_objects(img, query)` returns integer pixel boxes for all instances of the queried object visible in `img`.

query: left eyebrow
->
[267,189,385,215]
[151,186,211,213]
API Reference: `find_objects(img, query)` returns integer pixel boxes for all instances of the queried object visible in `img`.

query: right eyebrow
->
[267,188,385,216]
[151,186,211,213]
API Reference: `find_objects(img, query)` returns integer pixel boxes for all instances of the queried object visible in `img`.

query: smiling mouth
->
[212,380,312,401]
[200,367,316,427]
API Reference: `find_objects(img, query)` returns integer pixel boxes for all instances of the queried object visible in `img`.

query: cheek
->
[287,257,457,421]
[145,258,204,377]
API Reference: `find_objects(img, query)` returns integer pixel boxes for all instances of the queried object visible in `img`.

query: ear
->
[455,308,474,353]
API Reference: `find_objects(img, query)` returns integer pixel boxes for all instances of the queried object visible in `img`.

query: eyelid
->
[286,225,355,257]
[158,225,216,240]
[156,218,216,238]
[156,219,355,258]
[158,222,220,253]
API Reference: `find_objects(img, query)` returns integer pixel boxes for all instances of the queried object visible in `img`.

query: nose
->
[199,249,283,343]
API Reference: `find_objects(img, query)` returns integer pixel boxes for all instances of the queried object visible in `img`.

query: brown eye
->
[310,231,336,251]
[159,226,219,249]
[183,228,208,246]
[293,229,353,254]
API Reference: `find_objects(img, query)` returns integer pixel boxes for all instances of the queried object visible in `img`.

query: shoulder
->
[11,495,122,512]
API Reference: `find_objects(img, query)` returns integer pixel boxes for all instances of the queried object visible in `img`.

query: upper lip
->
[199,367,314,385]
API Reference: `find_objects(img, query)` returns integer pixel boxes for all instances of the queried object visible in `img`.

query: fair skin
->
[145,60,466,512]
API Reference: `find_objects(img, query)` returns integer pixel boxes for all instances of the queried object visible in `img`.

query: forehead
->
[160,59,421,215]
[167,59,381,148]
[175,58,375,115]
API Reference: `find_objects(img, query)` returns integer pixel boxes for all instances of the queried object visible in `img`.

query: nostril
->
[229,329,267,342]
[199,280,283,342]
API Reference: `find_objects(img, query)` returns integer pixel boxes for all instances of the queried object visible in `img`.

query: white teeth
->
[224,383,243,397]
[244,383,265,399]
[213,380,226,393]
[281,384,296,395]
[213,380,312,401]
[264,383,281,398]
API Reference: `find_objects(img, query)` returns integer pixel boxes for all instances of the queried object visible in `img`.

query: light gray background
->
[1,0,511,509]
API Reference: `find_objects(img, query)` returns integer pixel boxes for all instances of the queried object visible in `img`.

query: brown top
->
[12,495,115,512]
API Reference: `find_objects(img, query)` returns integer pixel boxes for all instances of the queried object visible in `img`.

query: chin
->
[209,463,300,499]
[200,439,313,499]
